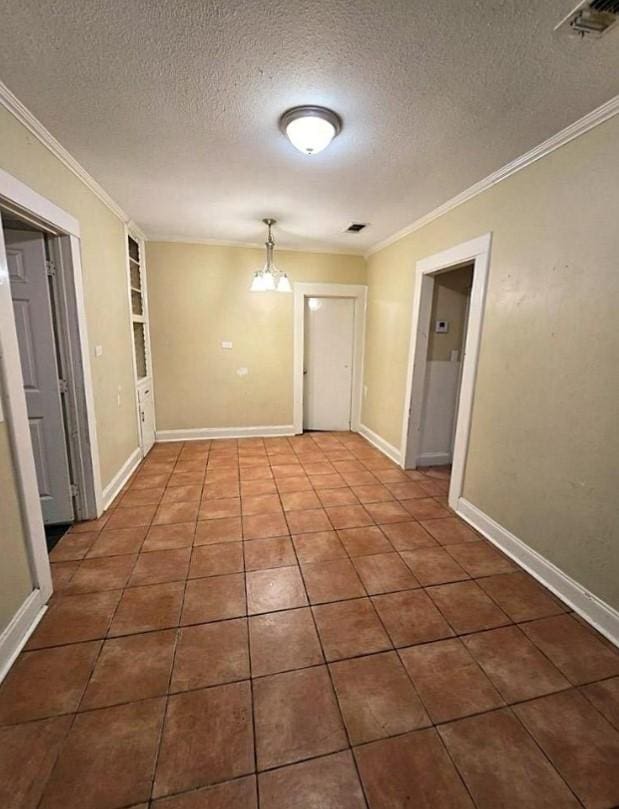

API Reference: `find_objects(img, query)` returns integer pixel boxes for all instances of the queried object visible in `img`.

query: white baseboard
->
[456,497,619,648]
[155,425,296,442]
[417,451,452,467]
[358,424,402,465]
[0,590,47,684]
[101,447,142,510]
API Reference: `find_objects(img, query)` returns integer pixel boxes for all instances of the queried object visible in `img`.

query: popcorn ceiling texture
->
[0,0,617,251]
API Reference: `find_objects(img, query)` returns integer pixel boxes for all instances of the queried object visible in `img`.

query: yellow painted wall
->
[362,115,619,610]
[0,107,139,488]
[146,242,366,430]
[0,412,33,634]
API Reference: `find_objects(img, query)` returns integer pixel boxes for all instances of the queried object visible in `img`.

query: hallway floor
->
[1,432,618,809]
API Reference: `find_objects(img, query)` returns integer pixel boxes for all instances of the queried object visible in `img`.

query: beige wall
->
[0,107,139,489]
[427,265,472,361]
[363,115,619,610]
[146,242,366,430]
[0,413,33,634]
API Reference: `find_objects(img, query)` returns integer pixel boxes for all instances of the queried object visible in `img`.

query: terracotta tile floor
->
[2,432,619,809]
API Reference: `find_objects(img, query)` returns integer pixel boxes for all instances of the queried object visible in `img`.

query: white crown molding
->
[127,220,147,242]
[5,79,616,259]
[366,94,619,257]
[146,234,365,257]
[0,80,137,228]
[457,497,619,648]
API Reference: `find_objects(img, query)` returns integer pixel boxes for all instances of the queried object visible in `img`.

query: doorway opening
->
[293,282,367,435]
[401,234,491,509]
[0,205,99,532]
[416,263,473,467]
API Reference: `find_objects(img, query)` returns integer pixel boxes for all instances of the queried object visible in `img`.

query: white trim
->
[0,173,103,516]
[456,498,619,648]
[155,425,296,442]
[293,283,367,434]
[417,451,452,467]
[401,234,491,512]
[101,447,142,509]
[124,226,153,457]
[0,168,80,237]
[366,95,619,257]
[146,235,364,257]
[0,81,133,226]
[67,235,103,515]
[358,423,402,465]
[0,593,47,684]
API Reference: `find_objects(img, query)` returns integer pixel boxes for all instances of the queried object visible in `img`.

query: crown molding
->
[366,94,619,257]
[5,78,615,260]
[146,234,365,257]
[0,80,137,227]
[127,220,147,242]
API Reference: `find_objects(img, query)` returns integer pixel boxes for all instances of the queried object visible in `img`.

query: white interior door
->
[304,297,354,431]
[5,229,73,524]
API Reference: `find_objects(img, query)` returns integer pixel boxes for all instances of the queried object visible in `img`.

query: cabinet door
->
[138,385,155,455]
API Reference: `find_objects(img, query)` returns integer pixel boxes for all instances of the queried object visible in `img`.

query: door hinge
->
[58,379,69,394]
[70,483,79,498]
[46,259,56,277]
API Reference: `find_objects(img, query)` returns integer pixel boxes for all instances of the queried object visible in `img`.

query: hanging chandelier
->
[250,219,291,293]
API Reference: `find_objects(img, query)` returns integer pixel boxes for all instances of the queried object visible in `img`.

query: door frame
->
[400,233,491,509]
[0,169,102,677]
[293,282,367,434]
[124,225,156,458]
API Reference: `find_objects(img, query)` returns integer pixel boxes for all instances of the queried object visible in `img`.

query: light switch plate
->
[221,341,233,350]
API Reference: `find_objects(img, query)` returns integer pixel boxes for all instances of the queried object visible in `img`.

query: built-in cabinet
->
[127,231,155,455]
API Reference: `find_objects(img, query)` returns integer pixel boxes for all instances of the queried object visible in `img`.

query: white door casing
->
[304,297,354,431]
[293,282,367,435]
[6,229,73,524]
[401,233,492,509]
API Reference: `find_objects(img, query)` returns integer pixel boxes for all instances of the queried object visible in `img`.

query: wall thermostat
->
[435,320,449,333]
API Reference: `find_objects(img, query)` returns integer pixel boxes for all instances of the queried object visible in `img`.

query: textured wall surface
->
[0,2,617,250]
[363,115,619,610]
[0,418,33,635]
[146,242,366,430]
[0,107,139,488]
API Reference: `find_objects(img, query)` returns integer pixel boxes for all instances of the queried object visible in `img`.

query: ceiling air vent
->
[345,222,368,233]
[555,0,619,37]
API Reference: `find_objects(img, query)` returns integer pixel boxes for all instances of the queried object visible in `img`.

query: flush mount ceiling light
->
[250,218,291,293]
[279,105,343,155]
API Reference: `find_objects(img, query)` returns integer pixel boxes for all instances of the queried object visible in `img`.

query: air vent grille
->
[555,0,619,36]
[345,223,368,233]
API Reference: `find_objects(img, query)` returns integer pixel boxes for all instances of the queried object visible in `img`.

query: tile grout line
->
[281,461,372,809]
[10,433,616,808]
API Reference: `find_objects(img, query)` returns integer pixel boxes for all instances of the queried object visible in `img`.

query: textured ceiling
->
[0,1,618,252]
